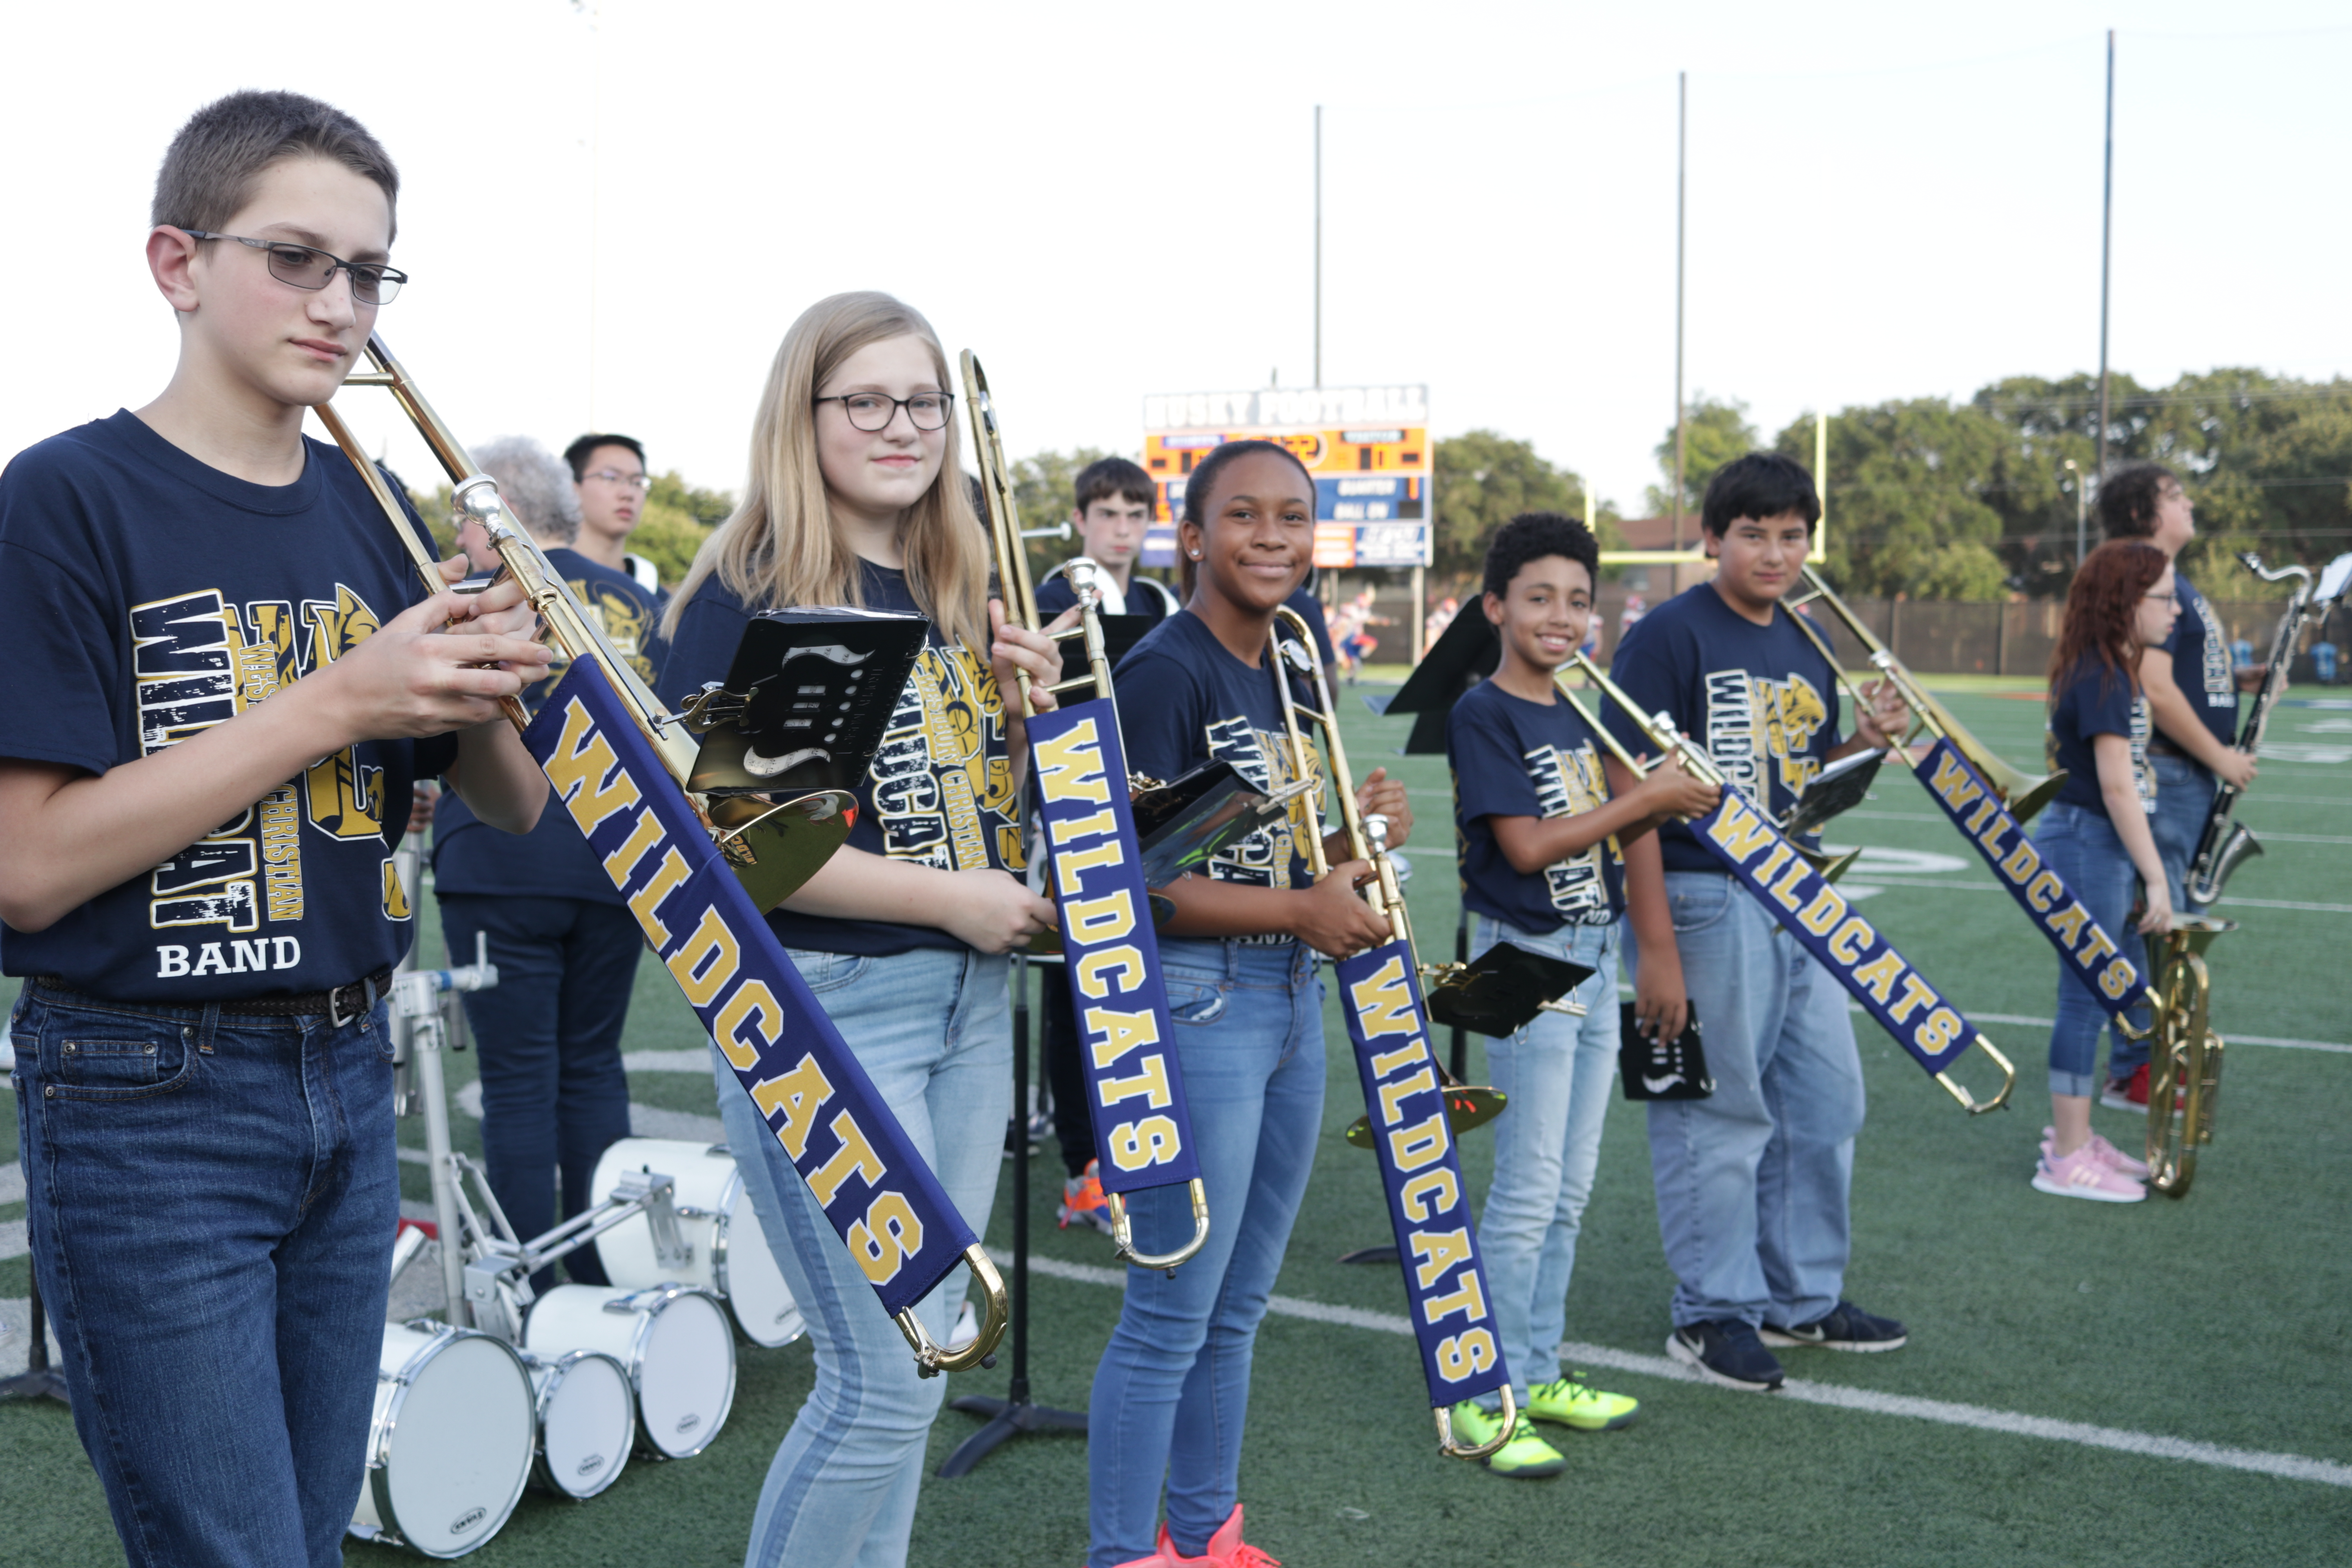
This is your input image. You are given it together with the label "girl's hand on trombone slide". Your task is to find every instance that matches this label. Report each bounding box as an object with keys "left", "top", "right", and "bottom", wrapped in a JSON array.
[
  {"left": 1633, "top": 751, "right": 1721, "bottom": 821},
  {"left": 1849, "top": 675, "right": 1910, "bottom": 752},
  {"left": 939, "top": 867, "right": 1060, "bottom": 955},
  {"left": 1285, "top": 862, "right": 1397, "bottom": 959},
  {"left": 988, "top": 600, "right": 1079, "bottom": 717},
  {"left": 1354, "top": 766, "right": 1413, "bottom": 847}
]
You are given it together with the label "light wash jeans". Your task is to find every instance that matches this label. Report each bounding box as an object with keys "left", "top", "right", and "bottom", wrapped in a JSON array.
[
  {"left": 1468, "top": 913, "right": 1621, "bottom": 1406},
  {"left": 1087, "top": 938, "right": 1324, "bottom": 1567},
  {"left": 2150, "top": 751, "right": 2217, "bottom": 914},
  {"left": 1625, "top": 873, "right": 1865, "bottom": 1331},
  {"left": 710, "top": 944, "right": 1009, "bottom": 1568},
  {"left": 10, "top": 982, "right": 398, "bottom": 1568},
  {"left": 2033, "top": 801, "right": 2156, "bottom": 1095}
]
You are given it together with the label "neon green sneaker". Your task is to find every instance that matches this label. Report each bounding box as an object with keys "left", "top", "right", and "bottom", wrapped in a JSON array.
[
  {"left": 1526, "top": 1374, "right": 1640, "bottom": 1432},
  {"left": 1447, "top": 1401, "right": 1566, "bottom": 1478}
]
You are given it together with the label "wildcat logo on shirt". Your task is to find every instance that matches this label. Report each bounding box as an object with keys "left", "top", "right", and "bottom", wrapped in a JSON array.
[
  {"left": 1200, "top": 715, "right": 1319, "bottom": 908},
  {"left": 869, "top": 645, "right": 1023, "bottom": 873},
  {"left": 2188, "top": 593, "right": 2234, "bottom": 714},
  {"left": 1703, "top": 669, "right": 1827, "bottom": 806},
  {"left": 1524, "top": 740, "right": 1617, "bottom": 918},
  {"left": 129, "top": 584, "right": 405, "bottom": 951},
  {"left": 532, "top": 577, "right": 658, "bottom": 699}
]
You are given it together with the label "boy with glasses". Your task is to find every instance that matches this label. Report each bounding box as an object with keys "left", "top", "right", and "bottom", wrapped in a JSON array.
[
  {"left": 0, "top": 91, "right": 552, "bottom": 1566},
  {"left": 1604, "top": 454, "right": 1912, "bottom": 1393},
  {"left": 564, "top": 430, "right": 664, "bottom": 595}
]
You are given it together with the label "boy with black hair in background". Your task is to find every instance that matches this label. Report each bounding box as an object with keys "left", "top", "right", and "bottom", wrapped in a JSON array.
[
  {"left": 1605, "top": 454, "right": 1912, "bottom": 1394},
  {"left": 0, "top": 91, "right": 550, "bottom": 1564},
  {"left": 1445, "top": 512, "right": 1718, "bottom": 1476},
  {"left": 564, "top": 430, "right": 664, "bottom": 596}
]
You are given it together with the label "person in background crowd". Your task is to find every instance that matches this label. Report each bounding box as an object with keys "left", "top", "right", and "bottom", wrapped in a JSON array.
[{"left": 564, "top": 431, "right": 662, "bottom": 595}]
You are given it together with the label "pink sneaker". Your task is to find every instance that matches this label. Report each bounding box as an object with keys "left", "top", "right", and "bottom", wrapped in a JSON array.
[
  {"left": 2032, "top": 1142, "right": 2146, "bottom": 1203},
  {"left": 1158, "top": 1507, "right": 1279, "bottom": 1567},
  {"left": 2040, "top": 1127, "right": 2151, "bottom": 1180}
]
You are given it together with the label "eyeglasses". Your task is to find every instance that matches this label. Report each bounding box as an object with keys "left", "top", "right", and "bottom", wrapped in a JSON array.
[
  {"left": 2144, "top": 590, "right": 2178, "bottom": 604},
  {"left": 182, "top": 230, "right": 407, "bottom": 304},
  {"left": 583, "top": 469, "right": 652, "bottom": 492},
  {"left": 813, "top": 392, "right": 955, "bottom": 432}
]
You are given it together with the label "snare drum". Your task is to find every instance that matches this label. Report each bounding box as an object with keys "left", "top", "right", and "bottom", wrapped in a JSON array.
[
  {"left": 350, "top": 1321, "right": 535, "bottom": 1557},
  {"left": 590, "top": 1136, "right": 804, "bottom": 1348},
  {"left": 520, "top": 1347, "right": 633, "bottom": 1500},
  {"left": 524, "top": 1283, "right": 736, "bottom": 1460}
]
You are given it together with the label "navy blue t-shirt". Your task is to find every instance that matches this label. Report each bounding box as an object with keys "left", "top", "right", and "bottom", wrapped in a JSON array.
[
  {"left": 1113, "top": 610, "right": 1323, "bottom": 944},
  {"left": 2160, "top": 574, "right": 2238, "bottom": 752},
  {"left": 0, "top": 411, "right": 457, "bottom": 1000},
  {"left": 1449, "top": 679, "right": 1627, "bottom": 932},
  {"left": 1036, "top": 567, "right": 1179, "bottom": 625},
  {"left": 432, "top": 547, "right": 666, "bottom": 905},
  {"left": 2048, "top": 659, "right": 2155, "bottom": 815},
  {"left": 1603, "top": 584, "right": 1843, "bottom": 875},
  {"left": 657, "top": 561, "right": 1023, "bottom": 958}
]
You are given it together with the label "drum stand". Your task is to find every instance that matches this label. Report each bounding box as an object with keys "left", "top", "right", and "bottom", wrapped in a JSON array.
[
  {"left": 1337, "top": 908, "right": 1472, "bottom": 1268},
  {"left": 940, "top": 953, "right": 1086, "bottom": 1477},
  {"left": 0, "top": 1277, "right": 69, "bottom": 1407}
]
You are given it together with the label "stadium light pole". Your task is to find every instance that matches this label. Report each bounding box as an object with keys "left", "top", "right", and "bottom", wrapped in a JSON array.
[
  {"left": 1313, "top": 104, "right": 1322, "bottom": 390},
  {"left": 2095, "top": 31, "right": 2114, "bottom": 484},
  {"left": 1672, "top": 71, "right": 1687, "bottom": 554},
  {"left": 2065, "top": 458, "right": 2087, "bottom": 564}
]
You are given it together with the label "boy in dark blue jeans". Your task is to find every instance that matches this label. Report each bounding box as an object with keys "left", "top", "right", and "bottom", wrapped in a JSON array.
[
  {"left": 1604, "top": 454, "right": 1911, "bottom": 1393},
  {"left": 1446, "top": 512, "right": 1718, "bottom": 1475},
  {"left": 0, "top": 92, "right": 550, "bottom": 1566}
]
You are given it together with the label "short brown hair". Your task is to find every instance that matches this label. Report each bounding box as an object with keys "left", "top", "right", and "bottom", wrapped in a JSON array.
[
  {"left": 2096, "top": 463, "right": 2179, "bottom": 541},
  {"left": 1074, "top": 457, "right": 1154, "bottom": 514},
  {"left": 152, "top": 91, "right": 400, "bottom": 242}
]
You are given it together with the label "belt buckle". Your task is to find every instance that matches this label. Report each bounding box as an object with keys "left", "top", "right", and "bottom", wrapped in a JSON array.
[{"left": 328, "top": 975, "right": 377, "bottom": 1029}]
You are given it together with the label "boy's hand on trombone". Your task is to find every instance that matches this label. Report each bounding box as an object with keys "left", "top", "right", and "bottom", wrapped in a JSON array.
[
  {"left": 1850, "top": 675, "right": 1910, "bottom": 751},
  {"left": 1286, "top": 862, "right": 1397, "bottom": 959},
  {"left": 1633, "top": 751, "right": 1720, "bottom": 821},
  {"left": 311, "top": 582, "right": 551, "bottom": 743},
  {"left": 1354, "top": 766, "right": 1413, "bottom": 847}
]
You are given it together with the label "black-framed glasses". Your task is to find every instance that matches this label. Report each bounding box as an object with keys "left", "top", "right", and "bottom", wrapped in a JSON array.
[
  {"left": 813, "top": 391, "right": 955, "bottom": 432},
  {"left": 182, "top": 230, "right": 407, "bottom": 305},
  {"left": 583, "top": 468, "right": 652, "bottom": 492},
  {"left": 2144, "top": 590, "right": 2178, "bottom": 604}
]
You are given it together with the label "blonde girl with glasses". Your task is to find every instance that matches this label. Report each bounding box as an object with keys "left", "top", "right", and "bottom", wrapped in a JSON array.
[{"left": 656, "top": 292, "right": 1066, "bottom": 1568}]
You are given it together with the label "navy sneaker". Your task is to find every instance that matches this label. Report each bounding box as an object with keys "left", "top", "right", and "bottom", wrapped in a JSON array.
[
  {"left": 1760, "top": 1301, "right": 1908, "bottom": 1353},
  {"left": 1667, "top": 1319, "right": 1784, "bottom": 1392}
]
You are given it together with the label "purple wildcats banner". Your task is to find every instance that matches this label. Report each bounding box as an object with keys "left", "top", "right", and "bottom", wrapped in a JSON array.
[
  {"left": 524, "top": 662, "right": 974, "bottom": 1319},
  {"left": 1337, "top": 942, "right": 1512, "bottom": 1411},
  {"left": 1025, "top": 700, "right": 1202, "bottom": 1196},
  {"left": 1914, "top": 740, "right": 2149, "bottom": 1025},
  {"left": 1692, "top": 792, "right": 1980, "bottom": 1077}
]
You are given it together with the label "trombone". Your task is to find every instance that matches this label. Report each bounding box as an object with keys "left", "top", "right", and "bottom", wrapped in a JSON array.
[
  {"left": 1265, "top": 606, "right": 1515, "bottom": 1463},
  {"left": 1783, "top": 565, "right": 2067, "bottom": 823},
  {"left": 961, "top": 350, "right": 1212, "bottom": 1274},
  {"left": 2141, "top": 916, "right": 2231, "bottom": 1197},
  {"left": 322, "top": 336, "right": 1006, "bottom": 1376},
  {"left": 1563, "top": 651, "right": 2015, "bottom": 1115},
  {"left": 315, "top": 333, "right": 855, "bottom": 913}
]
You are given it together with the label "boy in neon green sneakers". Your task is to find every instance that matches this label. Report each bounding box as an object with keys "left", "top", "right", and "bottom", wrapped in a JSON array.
[{"left": 1443, "top": 514, "right": 1718, "bottom": 1476}]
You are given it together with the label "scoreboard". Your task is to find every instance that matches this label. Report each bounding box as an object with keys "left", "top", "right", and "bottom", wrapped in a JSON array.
[{"left": 1138, "top": 385, "right": 1432, "bottom": 569}]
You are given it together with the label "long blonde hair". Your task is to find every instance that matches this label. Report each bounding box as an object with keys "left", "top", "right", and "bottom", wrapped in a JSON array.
[{"left": 662, "top": 292, "right": 989, "bottom": 652}]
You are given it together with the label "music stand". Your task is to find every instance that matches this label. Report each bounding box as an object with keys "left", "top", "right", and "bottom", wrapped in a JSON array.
[
  {"left": 0, "top": 1275, "right": 69, "bottom": 1406},
  {"left": 939, "top": 953, "right": 1086, "bottom": 1475}
]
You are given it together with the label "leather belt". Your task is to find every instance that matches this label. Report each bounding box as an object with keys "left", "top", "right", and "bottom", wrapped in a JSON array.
[
  {"left": 36, "top": 968, "right": 394, "bottom": 1027},
  {"left": 2147, "top": 735, "right": 2189, "bottom": 760}
]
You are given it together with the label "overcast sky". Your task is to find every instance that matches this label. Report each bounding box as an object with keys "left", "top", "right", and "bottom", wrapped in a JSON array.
[{"left": 5, "top": 1, "right": 2345, "bottom": 519}]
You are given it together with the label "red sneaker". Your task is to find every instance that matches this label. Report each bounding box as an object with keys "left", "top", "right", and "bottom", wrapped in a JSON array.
[
  {"left": 2098, "top": 1064, "right": 2149, "bottom": 1112},
  {"left": 1158, "top": 1507, "right": 1279, "bottom": 1568}
]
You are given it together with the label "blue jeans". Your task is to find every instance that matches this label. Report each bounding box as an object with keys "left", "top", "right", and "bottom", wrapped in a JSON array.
[
  {"left": 1470, "top": 914, "right": 1621, "bottom": 1405},
  {"left": 1625, "top": 874, "right": 1865, "bottom": 1330},
  {"left": 2150, "top": 752, "right": 2216, "bottom": 914},
  {"left": 711, "top": 943, "right": 1009, "bottom": 1568},
  {"left": 2034, "top": 802, "right": 2156, "bottom": 1094},
  {"left": 9, "top": 982, "right": 398, "bottom": 1568},
  {"left": 438, "top": 893, "right": 641, "bottom": 1289},
  {"left": 1088, "top": 938, "right": 1324, "bottom": 1567}
]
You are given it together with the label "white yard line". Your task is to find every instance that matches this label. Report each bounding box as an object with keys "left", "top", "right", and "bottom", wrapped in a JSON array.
[
  {"left": 996, "top": 1250, "right": 2352, "bottom": 1488},
  {"left": 1961, "top": 1011, "right": 2352, "bottom": 1055}
]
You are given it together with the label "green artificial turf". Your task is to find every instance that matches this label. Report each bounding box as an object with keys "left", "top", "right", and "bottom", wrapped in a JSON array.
[{"left": 5, "top": 688, "right": 2348, "bottom": 1567}]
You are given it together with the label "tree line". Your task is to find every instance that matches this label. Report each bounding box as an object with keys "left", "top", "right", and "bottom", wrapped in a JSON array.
[{"left": 402, "top": 366, "right": 2349, "bottom": 603}]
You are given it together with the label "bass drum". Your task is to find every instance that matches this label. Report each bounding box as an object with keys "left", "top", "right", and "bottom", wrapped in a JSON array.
[
  {"left": 525, "top": 1283, "right": 736, "bottom": 1460},
  {"left": 520, "top": 1347, "right": 633, "bottom": 1500},
  {"left": 350, "top": 1321, "right": 536, "bottom": 1558},
  {"left": 590, "top": 1136, "right": 805, "bottom": 1348}
]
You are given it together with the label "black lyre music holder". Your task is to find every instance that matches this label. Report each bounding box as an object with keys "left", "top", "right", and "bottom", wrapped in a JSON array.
[
  {"left": 684, "top": 608, "right": 930, "bottom": 799},
  {"left": 939, "top": 953, "right": 1086, "bottom": 1475}
]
